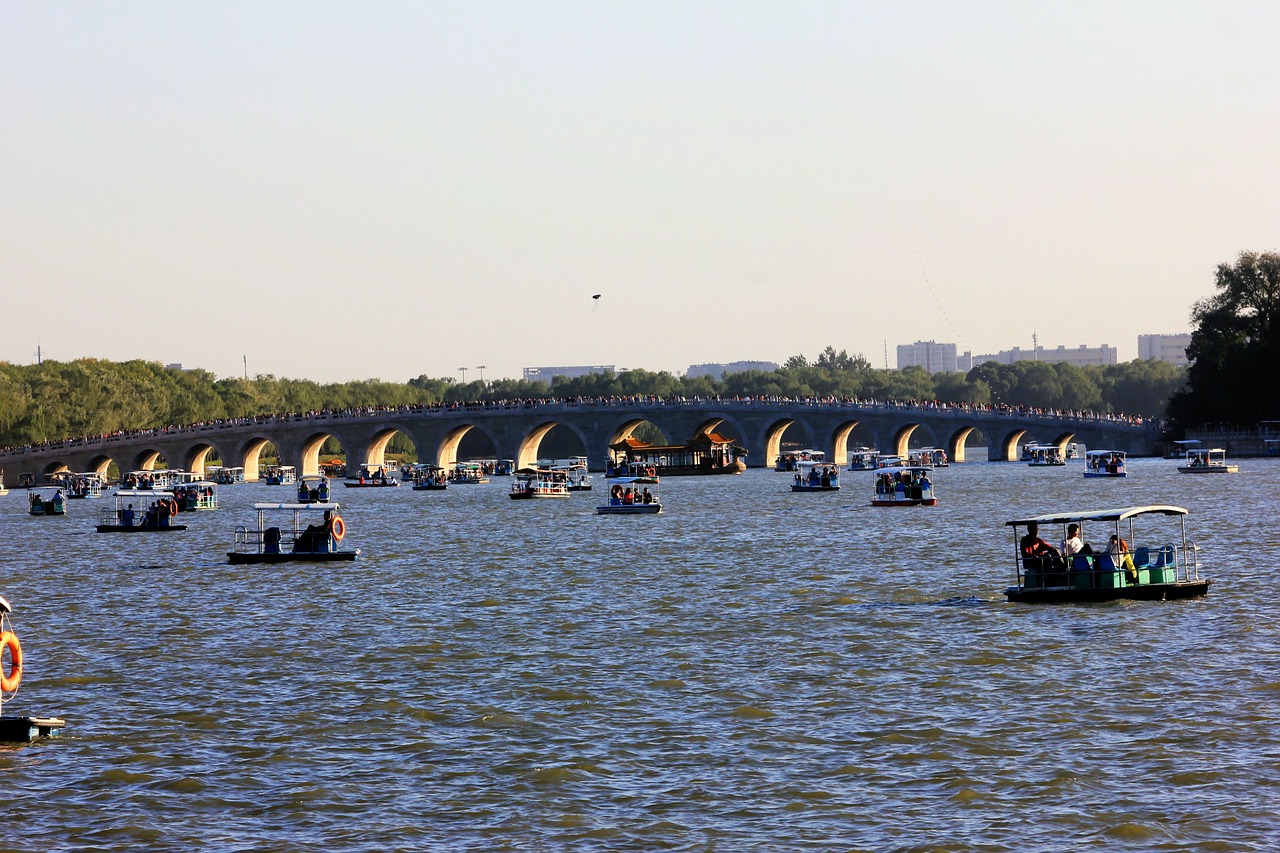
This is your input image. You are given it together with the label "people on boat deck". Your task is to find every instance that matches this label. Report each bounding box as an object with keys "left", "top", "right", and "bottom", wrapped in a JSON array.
[
  {"left": 1108, "top": 535, "right": 1139, "bottom": 584},
  {"left": 919, "top": 472, "right": 931, "bottom": 493},
  {"left": 641, "top": 487, "right": 653, "bottom": 504},
  {"left": 1020, "top": 522, "right": 1065, "bottom": 573},
  {"left": 295, "top": 510, "right": 335, "bottom": 553},
  {"left": 1062, "top": 523, "right": 1092, "bottom": 565},
  {"left": 120, "top": 503, "right": 135, "bottom": 527},
  {"left": 622, "top": 488, "right": 635, "bottom": 505}
]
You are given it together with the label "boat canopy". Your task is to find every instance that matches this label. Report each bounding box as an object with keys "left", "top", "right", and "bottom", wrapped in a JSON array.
[
  {"left": 116, "top": 489, "right": 177, "bottom": 498},
  {"left": 1005, "top": 505, "right": 1187, "bottom": 527},
  {"left": 253, "top": 501, "right": 342, "bottom": 512},
  {"left": 874, "top": 465, "right": 933, "bottom": 477},
  {"left": 1084, "top": 449, "right": 1124, "bottom": 458},
  {"left": 606, "top": 476, "right": 658, "bottom": 485}
]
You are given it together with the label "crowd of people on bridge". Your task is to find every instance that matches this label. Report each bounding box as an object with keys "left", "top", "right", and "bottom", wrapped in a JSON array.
[{"left": 0, "top": 395, "right": 1152, "bottom": 458}]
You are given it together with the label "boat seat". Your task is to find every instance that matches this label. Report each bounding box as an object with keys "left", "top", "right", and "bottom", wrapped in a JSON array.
[
  {"left": 1071, "top": 555, "right": 1094, "bottom": 572},
  {"left": 1132, "top": 546, "right": 1150, "bottom": 568}
]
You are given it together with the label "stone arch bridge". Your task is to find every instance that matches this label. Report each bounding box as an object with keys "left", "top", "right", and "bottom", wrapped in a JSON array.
[{"left": 0, "top": 400, "right": 1161, "bottom": 482}]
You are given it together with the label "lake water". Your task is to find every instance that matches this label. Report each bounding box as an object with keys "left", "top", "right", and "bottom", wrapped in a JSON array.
[{"left": 2, "top": 458, "right": 1278, "bottom": 851}]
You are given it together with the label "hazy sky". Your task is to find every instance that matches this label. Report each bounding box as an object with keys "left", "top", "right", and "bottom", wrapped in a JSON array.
[{"left": 2, "top": 2, "right": 1276, "bottom": 383}]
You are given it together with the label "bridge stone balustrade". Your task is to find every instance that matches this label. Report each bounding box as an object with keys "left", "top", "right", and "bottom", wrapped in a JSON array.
[{"left": 0, "top": 400, "right": 1161, "bottom": 483}]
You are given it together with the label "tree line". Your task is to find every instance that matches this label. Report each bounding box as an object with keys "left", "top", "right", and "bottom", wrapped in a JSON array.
[{"left": 0, "top": 351, "right": 1187, "bottom": 450}]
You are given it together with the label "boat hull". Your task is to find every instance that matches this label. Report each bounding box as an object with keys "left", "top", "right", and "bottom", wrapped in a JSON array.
[
  {"left": 509, "top": 491, "right": 569, "bottom": 499},
  {"left": 96, "top": 524, "right": 188, "bottom": 532},
  {"left": 596, "top": 504, "right": 662, "bottom": 515},
  {"left": 1083, "top": 472, "right": 1127, "bottom": 478},
  {"left": 343, "top": 481, "right": 399, "bottom": 488},
  {"left": 871, "top": 498, "right": 937, "bottom": 507},
  {"left": 1005, "top": 579, "right": 1210, "bottom": 604},
  {"left": 228, "top": 551, "right": 359, "bottom": 565},
  {"left": 1177, "top": 466, "right": 1238, "bottom": 474},
  {"left": 791, "top": 485, "right": 840, "bottom": 492},
  {"left": 412, "top": 484, "right": 447, "bottom": 491}
]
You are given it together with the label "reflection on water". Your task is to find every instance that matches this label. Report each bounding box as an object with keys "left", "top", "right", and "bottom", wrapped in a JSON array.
[{"left": 2, "top": 458, "right": 1278, "bottom": 851}]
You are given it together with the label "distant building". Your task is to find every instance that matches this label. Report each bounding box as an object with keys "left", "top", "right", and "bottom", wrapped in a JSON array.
[
  {"left": 972, "top": 344, "right": 1118, "bottom": 368},
  {"left": 1138, "top": 333, "right": 1191, "bottom": 367},
  {"left": 685, "top": 361, "right": 779, "bottom": 381},
  {"left": 522, "top": 365, "right": 615, "bottom": 383},
  {"left": 896, "top": 341, "right": 965, "bottom": 374}
]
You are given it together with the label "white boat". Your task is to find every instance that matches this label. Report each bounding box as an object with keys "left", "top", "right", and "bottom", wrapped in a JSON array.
[
  {"left": 1177, "top": 448, "right": 1239, "bottom": 474},
  {"left": 1066, "top": 442, "right": 1079, "bottom": 460},
  {"left": 564, "top": 465, "right": 592, "bottom": 491},
  {"left": 262, "top": 465, "right": 297, "bottom": 486},
  {"left": 775, "top": 449, "right": 824, "bottom": 471},
  {"left": 871, "top": 465, "right": 937, "bottom": 507},
  {"left": 174, "top": 480, "right": 219, "bottom": 511},
  {"left": 1166, "top": 439, "right": 1202, "bottom": 459},
  {"left": 295, "top": 475, "right": 332, "bottom": 503},
  {"left": 96, "top": 490, "right": 188, "bottom": 532},
  {"left": 449, "top": 462, "right": 489, "bottom": 484},
  {"left": 509, "top": 468, "right": 571, "bottom": 499},
  {"left": 1083, "top": 450, "right": 1127, "bottom": 478},
  {"left": 212, "top": 466, "right": 246, "bottom": 485},
  {"left": 344, "top": 463, "right": 399, "bottom": 488},
  {"left": 790, "top": 461, "right": 841, "bottom": 492},
  {"left": 597, "top": 475, "right": 661, "bottom": 515},
  {"left": 0, "top": 469, "right": 7, "bottom": 496},
  {"left": 58, "top": 472, "right": 105, "bottom": 498},
  {"left": 846, "top": 448, "right": 880, "bottom": 471},
  {"left": 1004, "top": 505, "right": 1210, "bottom": 603},
  {"left": 407, "top": 465, "right": 448, "bottom": 491},
  {"left": 908, "top": 448, "right": 949, "bottom": 467},
  {"left": 228, "top": 501, "right": 359, "bottom": 564},
  {"left": 1025, "top": 444, "right": 1066, "bottom": 467},
  {"left": 28, "top": 490, "right": 66, "bottom": 516}
]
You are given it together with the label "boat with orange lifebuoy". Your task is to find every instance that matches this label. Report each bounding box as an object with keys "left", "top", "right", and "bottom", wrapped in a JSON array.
[
  {"left": 228, "top": 501, "right": 360, "bottom": 564},
  {"left": 597, "top": 475, "right": 662, "bottom": 515},
  {"left": 0, "top": 595, "right": 66, "bottom": 742},
  {"left": 95, "top": 490, "right": 188, "bottom": 532}
]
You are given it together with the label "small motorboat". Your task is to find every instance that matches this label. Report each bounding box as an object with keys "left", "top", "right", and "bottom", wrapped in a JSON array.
[
  {"left": 28, "top": 491, "right": 67, "bottom": 516},
  {"left": 0, "top": 596, "right": 66, "bottom": 742},
  {"left": 1177, "top": 448, "right": 1239, "bottom": 474},
  {"left": 870, "top": 466, "right": 937, "bottom": 507},
  {"left": 509, "top": 468, "right": 571, "bottom": 499},
  {"left": 790, "top": 461, "right": 841, "bottom": 492},
  {"left": 1083, "top": 450, "right": 1128, "bottom": 478}
]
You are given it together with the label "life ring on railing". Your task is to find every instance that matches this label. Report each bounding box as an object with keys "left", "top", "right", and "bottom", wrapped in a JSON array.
[
  {"left": 645, "top": 466, "right": 657, "bottom": 478},
  {"left": 168, "top": 499, "right": 180, "bottom": 516},
  {"left": 0, "top": 631, "right": 22, "bottom": 692},
  {"left": 330, "top": 516, "right": 346, "bottom": 542}
]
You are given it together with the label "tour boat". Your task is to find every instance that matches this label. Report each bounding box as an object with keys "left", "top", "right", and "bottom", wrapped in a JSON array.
[
  {"left": 509, "top": 468, "right": 571, "bottom": 499},
  {"left": 408, "top": 465, "right": 448, "bottom": 491},
  {"left": 96, "top": 490, "right": 188, "bottom": 532},
  {"left": 870, "top": 465, "right": 937, "bottom": 507},
  {"left": 846, "top": 448, "right": 880, "bottom": 471},
  {"left": 908, "top": 448, "right": 949, "bottom": 467},
  {"left": 0, "top": 470, "right": 8, "bottom": 496},
  {"left": 1177, "top": 448, "right": 1239, "bottom": 474},
  {"left": 227, "top": 501, "right": 359, "bottom": 564},
  {"left": 57, "top": 472, "right": 105, "bottom": 499},
  {"left": 212, "top": 466, "right": 246, "bottom": 486},
  {"left": 1004, "top": 505, "right": 1210, "bottom": 603},
  {"left": 492, "top": 459, "right": 516, "bottom": 476},
  {"left": 1025, "top": 444, "right": 1066, "bottom": 466},
  {"left": 775, "top": 449, "right": 825, "bottom": 472},
  {"left": 344, "top": 464, "right": 399, "bottom": 487},
  {"left": 1066, "top": 442, "right": 1080, "bottom": 460},
  {"left": 1166, "top": 439, "right": 1202, "bottom": 459},
  {"left": 606, "top": 432, "right": 747, "bottom": 477},
  {"left": 449, "top": 462, "right": 489, "bottom": 484},
  {"left": 173, "top": 480, "right": 219, "bottom": 511},
  {"left": 295, "top": 475, "right": 332, "bottom": 503},
  {"left": 790, "top": 460, "right": 841, "bottom": 492},
  {"left": 597, "top": 475, "right": 662, "bottom": 515},
  {"left": 28, "top": 491, "right": 66, "bottom": 516},
  {"left": 563, "top": 465, "right": 592, "bottom": 491},
  {"left": 1083, "top": 450, "right": 1128, "bottom": 478},
  {"left": 262, "top": 465, "right": 297, "bottom": 486}
]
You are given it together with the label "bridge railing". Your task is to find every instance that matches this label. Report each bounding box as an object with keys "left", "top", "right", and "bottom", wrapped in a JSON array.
[{"left": 0, "top": 397, "right": 1155, "bottom": 460}]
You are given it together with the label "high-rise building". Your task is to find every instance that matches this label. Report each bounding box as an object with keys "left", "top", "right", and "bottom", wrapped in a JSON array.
[
  {"left": 685, "top": 361, "right": 779, "bottom": 381},
  {"left": 896, "top": 341, "right": 962, "bottom": 373},
  {"left": 1137, "top": 333, "right": 1191, "bottom": 367},
  {"left": 971, "top": 344, "right": 1118, "bottom": 368},
  {"left": 522, "top": 365, "right": 616, "bottom": 383}
]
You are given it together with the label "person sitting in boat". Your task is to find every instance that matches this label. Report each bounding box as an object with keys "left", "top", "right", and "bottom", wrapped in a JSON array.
[
  {"left": 1062, "top": 523, "right": 1094, "bottom": 570},
  {"left": 1020, "top": 522, "right": 1064, "bottom": 575},
  {"left": 641, "top": 487, "right": 653, "bottom": 504},
  {"left": 1108, "top": 535, "right": 1139, "bottom": 584},
  {"left": 918, "top": 472, "right": 931, "bottom": 495},
  {"left": 295, "top": 511, "right": 335, "bottom": 553},
  {"left": 622, "top": 488, "right": 635, "bottom": 505}
]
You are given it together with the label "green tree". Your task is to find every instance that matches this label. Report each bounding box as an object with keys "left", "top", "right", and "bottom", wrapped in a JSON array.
[{"left": 1170, "top": 250, "right": 1280, "bottom": 426}]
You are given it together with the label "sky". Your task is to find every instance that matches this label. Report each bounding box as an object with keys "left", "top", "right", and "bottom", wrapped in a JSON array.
[{"left": 2, "top": 2, "right": 1277, "bottom": 383}]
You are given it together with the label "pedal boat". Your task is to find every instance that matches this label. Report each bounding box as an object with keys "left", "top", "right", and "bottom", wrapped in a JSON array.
[
  {"left": 228, "top": 501, "right": 359, "bottom": 564},
  {"left": 1004, "top": 505, "right": 1210, "bottom": 604}
]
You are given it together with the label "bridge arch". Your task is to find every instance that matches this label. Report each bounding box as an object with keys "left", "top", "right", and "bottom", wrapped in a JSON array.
[
  {"left": 760, "top": 417, "right": 814, "bottom": 468},
  {"left": 512, "top": 420, "right": 593, "bottom": 470},
  {"left": 181, "top": 442, "right": 218, "bottom": 478},
  {"left": 438, "top": 423, "right": 501, "bottom": 469}
]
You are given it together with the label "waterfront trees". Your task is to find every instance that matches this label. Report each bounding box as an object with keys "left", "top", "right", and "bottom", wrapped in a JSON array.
[{"left": 1169, "top": 250, "right": 1280, "bottom": 427}]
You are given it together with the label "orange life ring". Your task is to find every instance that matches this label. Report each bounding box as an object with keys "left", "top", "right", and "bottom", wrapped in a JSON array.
[
  {"left": 330, "top": 516, "right": 346, "bottom": 542},
  {"left": 168, "top": 499, "right": 180, "bottom": 516},
  {"left": 646, "top": 466, "right": 657, "bottom": 478},
  {"left": 0, "top": 631, "right": 22, "bottom": 693}
]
